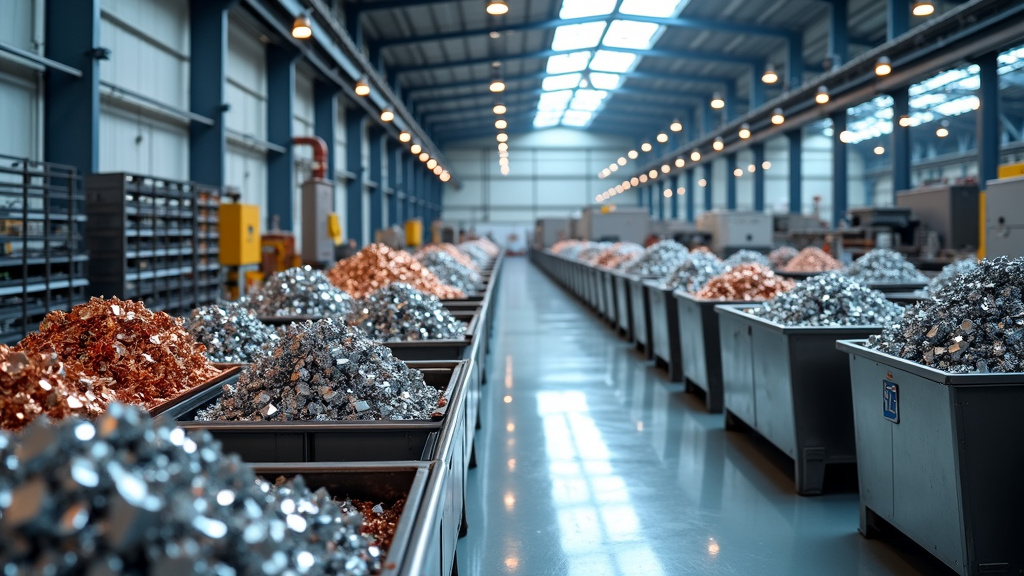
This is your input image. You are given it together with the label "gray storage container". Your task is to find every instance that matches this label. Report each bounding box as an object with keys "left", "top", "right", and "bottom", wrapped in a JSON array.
[
  {"left": 717, "top": 307, "right": 882, "bottom": 495},
  {"left": 645, "top": 280, "right": 682, "bottom": 381},
  {"left": 628, "top": 274, "right": 660, "bottom": 358},
  {"left": 601, "top": 268, "right": 618, "bottom": 326},
  {"left": 612, "top": 270, "right": 634, "bottom": 341},
  {"left": 838, "top": 340, "right": 1024, "bottom": 576}
]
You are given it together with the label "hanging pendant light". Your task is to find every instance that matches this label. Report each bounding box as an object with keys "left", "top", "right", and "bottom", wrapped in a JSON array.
[
  {"left": 710, "top": 92, "right": 725, "bottom": 110},
  {"left": 762, "top": 63, "right": 779, "bottom": 84},
  {"left": 738, "top": 123, "right": 751, "bottom": 139},
  {"left": 912, "top": 1, "right": 935, "bottom": 16},
  {"left": 292, "top": 12, "right": 312, "bottom": 39},
  {"left": 486, "top": 0, "right": 509, "bottom": 16}
]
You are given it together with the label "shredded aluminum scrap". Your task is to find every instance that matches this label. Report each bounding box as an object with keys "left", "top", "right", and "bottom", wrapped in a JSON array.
[
  {"left": 246, "top": 266, "right": 355, "bottom": 317},
  {"left": 593, "top": 243, "right": 644, "bottom": 269},
  {"left": 661, "top": 252, "right": 728, "bottom": 293},
  {"left": 722, "top": 249, "right": 772, "bottom": 269},
  {"left": 843, "top": 248, "right": 928, "bottom": 284},
  {"left": 197, "top": 319, "right": 442, "bottom": 422},
  {"left": 869, "top": 257, "right": 1024, "bottom": 373},
  {"left": 768, "top": 246, "right": 799, "bottom": 268},
  {"left": 0, "top": 403, "right": 380, "bottom": 575},
  {"left": 348, "top": 283, "right": 467, "bottom": 342},
  {"left": 416, "top": 250, "right": 484, "bottom": 294},
  {"left": 185, "top": 302, "right": 280, "bottom": 363},
  {"left": 577, "top": 242, "right": 612, "bottom": 263},
  {"left": 923, "top": 258, "right": 980, "bottom": 298},
  {"left": 457, "top": 242, "right": 491, "bottom": 267},
  {"left": 622, "top": 240, "right": 689, "bottom": 276},
  {"left": 750, "top": 271, "right": 903, "bottom": 327}
]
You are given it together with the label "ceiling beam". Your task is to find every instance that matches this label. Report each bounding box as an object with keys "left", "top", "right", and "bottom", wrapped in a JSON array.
[
  {"left": 402, "top": 69, "right": 735, "bottom": 97},
  {"left": 413, "top": 85, "right": 707, "bottom": 112}
]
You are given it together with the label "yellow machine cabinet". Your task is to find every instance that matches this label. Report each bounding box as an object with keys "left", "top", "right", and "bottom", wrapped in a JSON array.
[
  {"left": 405, "top": 218, "right": 423, "bottom": 248},
  {"left": 998, "top": 162, "right": 1024, "bottom": 179},
  {"left": 219, "top": 203, "right": 261, "bottom": 266}
]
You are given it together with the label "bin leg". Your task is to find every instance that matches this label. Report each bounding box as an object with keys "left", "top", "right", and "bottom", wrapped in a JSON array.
[
  {"left": 468, "top": 441, "right": 477, "bottom": 469},
  {"left": 705, "top": 390, "right": 722, "bottom": 414},
  {"left": 459, "top": 498, "right": 468, "bottom": 538},
  {"left": 860, "top": 505, "right": 883, "bottom": 539},
  {"left": 724, "top": 410, "right": 742, "bottom": 432},
  {"left": 796, "top": 447, "right": 827, "bottom": 496},
  {"left": 668, "top": 359, "right": 683, "bottom": 383}
]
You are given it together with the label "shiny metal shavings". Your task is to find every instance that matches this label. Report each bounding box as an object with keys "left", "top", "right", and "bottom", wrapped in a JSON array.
[
  {"left": 197, "top": 319, "right": 441, "bottom": 422},
  {"left": 457, "top": 242, "right": 491, "bottom": 267},
  {"left": 923, "top": 258, "right": 980, "bottom": 298},
  {"left": 780, "top": 247, "right": 843, "bottom": 273},
  {"left": 622, "top": 240, "right": 689, "bottom": 276},
  {"left": 348, "top": 283, "right": 467, "bottom": 342},
  {"left": 868, "top": 257, "right": 1024, "bottom": 374},
  {"left": 0, "top": 404, "right": 379, "bottom": 575},
  {"left": 695, "top": 264, "right": 795, "bottom": 301},
  {"left": 416, "top": 244, "right": 480, "bottom": 272},
  {"left": 768, "top": 246, "right": 799, "bottom": 268},
  {"left": 576, "top": 242, "right": 612, "bottom": 263},
  {"left": 558, "top": 242, "right": 594, "bottom": 260},
  {"left": 246, "top": 266, "right": 355, "bottom": 318},
  {"left": 416, "top": 251, "right": 484, "bottom": 294},
  {"left": 661, "top": 252, "right": 728, "bottom": 293},
  {"left": 551, "top": 240, "right": 584, "bottom": 255},
  {"left": 593, "top": 243, "right": 644, "bottom": 269},
  {"left": 843, "top": 248, "right": 928, "bottom": 284},
  {"left": 328, "top": 244, "right": 465, "bottom": 300},
  {"left": 750, "top": 271, "right": 903, "bottom": 327},
  {"left": 184, "top": 302, "right": 280, "bottom": 363},
  {"left": 722, "top": 249, "right": 772, "bottom": 269}
]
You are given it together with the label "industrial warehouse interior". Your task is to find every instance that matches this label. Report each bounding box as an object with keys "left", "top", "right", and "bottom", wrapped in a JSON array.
[{"left": 0, "top": 0, "right": 1023, "bottom": 574}]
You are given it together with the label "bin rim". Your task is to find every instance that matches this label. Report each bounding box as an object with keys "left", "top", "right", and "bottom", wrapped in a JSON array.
[
  {"left": 837, "top": 339, "right": 1024, "bottom": 386},
  {"left": 148, "top": 363, "right": 243, "bottom": 417},
  {"left": 673, "top": 291, "right": 770, "bottom": 307},
  {"left": 714, "top": 304, "right": 888, "bottom": 336}
]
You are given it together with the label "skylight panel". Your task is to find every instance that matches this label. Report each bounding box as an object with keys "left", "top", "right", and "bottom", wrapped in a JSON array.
[
  {"left": 552, "top": 22, "right": 607, "bottom": 51},
  {"left": 618, "top": 0, "right": 689, "bottom": 18},
  {"left": 534, "top": 111, "right": 563, "bottom": 128},
  {"left": 602, "top": 21, "right": 661, "bottom": 50},
  {"left": 589, "top": 50, "right": 637, "bottom": 73},
  {"left": 538, "top": 90, "right": 573, "bottom": 112},
  {"left": 543, "top": 73, "right": 583, "bottom": 91},
  {"left": 559, "top": 0, "right": 616, "bottom": 19},
  {"left": 588, "top": 73, "right": 621, "bottom": 90},
  {"left": 562, "top": 110, "right": 593, "bottom": 127},
  {"left": 569, "top": 89, "right": 608, "bottom": 112},
  {"left": 546, "top": 51, "right": 592, "bottom": 74}
]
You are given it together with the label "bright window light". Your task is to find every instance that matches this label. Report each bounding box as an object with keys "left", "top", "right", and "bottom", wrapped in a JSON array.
[
  {"left": 552, "top": 22, "right": 607, "bottom": 51},
  {"left": 538, "top": 90, "right": 573, "bottom": 111},
  {"left": 589, "top": 50, "right": 637, "bottom": 73},
  {"left": 534, "top": 112, "right": 562, "bottom": 128},
  {"left": 618, "top": 0, "right": 689, "bottom": 18},
  {"left": 588, "top": 73, "right": 621, "bottom": 90},
  {"left": 602, "top": 20, "right": 661, "bottom": 50},
  {"left": 569, "top": 89, "right": 608, "bottom": 111},
  {"left": 542, "top": 73, "right": 583, "bottom": 91},
  {"left": 559, "top": 0, "right": 616, "bottom": 18},
  {"left": 562, "top": 110, "right": 593, "bottom": 127},
  {"left": 546, "top": 51, "right": 592, "bottom": 74}
]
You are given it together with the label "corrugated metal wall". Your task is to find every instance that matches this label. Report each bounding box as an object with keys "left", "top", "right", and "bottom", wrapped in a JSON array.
[
  {"left": 0, "top": 0, "right": 44, "bottom": 160},
  {"left": 225, "top": 18, "right": 269, "bottom": 222}
]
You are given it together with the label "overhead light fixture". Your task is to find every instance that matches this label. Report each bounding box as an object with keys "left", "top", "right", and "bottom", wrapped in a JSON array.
[
  {"left": 898, "top": 115, "right": 912, "bottom": 127},
  {"left": 410, "top": 143, "right": 422, "bottom": 155},
  {"left": 433, "top": 165, "right": 443, "bottom": 175},
  {"left": 398, "top": 131, "right": 411, "bottom": 142},
  {"left": 874, "top": 146, "right": 886, "bottom": 155},
  {"left": 663, "top": 189, "right": 673, "bottom": 198},
  {"left": 499, "top": 150, "right": 509, "bottom": 158},
  {"left": 499, "top": 157, "right": 509, "bottom": 166},
  {"left": 495, "top": 119, "right": 508, "bottom": 129},
  {"left": 738, "top": 123, "right": 751, "bottom": 139},
  {"left": 710, "top": 92, "right": 725, "bottom": 110},
  {"left": 670, "top": 119, "right": 683, "bottom": 132},
  {"left": 677, "top": 187, "right": 686, "bottom": 195},
  {"left": 657, "top": 132, "right": 669, "bottom": 144},
  {"left": 839, "top": 130, "right": 853, "bottom": 143},
  {"left": 648, "top": 169, "right": 658, "bottom": 179},
  {"left": 674, "top": 157, "right": 685, "bottom": 168},
  {"left": 617, "top": 157, "right": 627, "bottom": 166},
  {"left": 419, "top": 152, "right": 430, "bottom": 162},
  {"left": 498, "top": 142, "right": 509, "bottom": 151},
  {"left": 292, "top": 12, "right": 312, "bottom": 39},
  {"left": 493, "top": 103, "right": 507, "bottom": 115},
  {"left": 615, "top": 185, "right": 624, "bottom": 193},
  {"left": 486, "top": 0, "right": 509, "bottom": 16},
  {"left": 762, "top": 63, "right": 779, "bottom": 84},
  {"left": 771, "top": 108, "right": 785, "bottom": 125},
  {"left": 609, "top": 164, "right": 618, "bottom": 172},
  {"left": 490, "top": 79, "right": 505, "bottom": 93},
  {"left": 912, "top": 1, "right": 935, "bottom": 16},
  {"left": 427, "top": 158, "right": 438, "bottom": 169},
  {"left": 712, "top": 137, "right": 724, "bottom": 151},
  {"left": 497, "top": 133, "right": 508, "bottom": 142},
  {"left": 380, "top": 108, "right": 395, "bottom": 122},
  {"left": 641, "top": 142, "right": 652, "bottom": 152},
  {"left": 631, "top": 177, "right": 640, "bottom": 186},
  {"left": 500, "top": 165, "right": 510, "bottom": 175},
  {"left": 815, "top": 85, "right": 830, "bottom": 105},
  {"left": 936, "top": 120, "right": 950, "bottom": 138},
  {"left": 690, "top": 150, "right": 701, "bottom": 162},
  {"left": 440, "top": 171, "right": 451, "bottom": 182},
  {"left": 627, "top": 150, "right": 638, "bottom": 159},
  {"left": 624, "top": 181, "right": 632, "bottom": 189},
  {"left": 698, "top": 178, "right": 707, "bottom": 187},
  {"left": 762, "top": 161, "right": 772, "bottom": 170},
  {"left": 748, "top": 164, "right": 756, "bottom": 173},
  {"left": 875, "top": 56, "right": 892, "bottom": 76},
  {"left": 660, "top": 164, "right": 670, "bottom": 174},
  {"left": 733, "top": 168, "right": 744, "bottom": 177},
  {"left": 354, "top": 77, "right": 370, "bottom": 97}
]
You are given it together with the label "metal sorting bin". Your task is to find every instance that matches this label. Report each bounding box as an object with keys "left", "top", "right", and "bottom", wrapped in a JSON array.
[
  {"left": 864, "top": 281, "right": 929, "bottom": 294},
  {"left": 612, "top": 270, "right": 634, "bottom": 341},
  {"left": 601, "top": 268, "right": 618, "bottom": 326},
  {"left": 645, "top": 280, "right": 682, "bottom": 381},
  {"left": 837, "top": 340, "right": 1024, "bottom": 575},
  {"left": 716, "top": 307, "right": 882, "bottom": 495},
  {"left": 628, "top": 274, "right": 660, "bottom": 358},
  {"left": 883, "top": 291, "right": 927, "bottom": 306},
  {"left": 251, "top": 462, "right": 450, "bottom": 576},
  {"left": 148, "top": 364, "right": 243, "bottom": 417},
  {"left": 676, "top": 292, "right": 759, "bottom": 413}
]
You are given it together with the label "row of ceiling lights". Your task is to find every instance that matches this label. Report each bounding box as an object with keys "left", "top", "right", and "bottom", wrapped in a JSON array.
[{"left": 485, "top": 1, "right": 510, "bottom": 174}]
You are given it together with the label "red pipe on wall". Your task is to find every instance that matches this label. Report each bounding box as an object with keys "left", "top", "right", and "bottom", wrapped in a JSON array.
[{"left": 292, "top": 136, "right": 328, "bottom": 180}]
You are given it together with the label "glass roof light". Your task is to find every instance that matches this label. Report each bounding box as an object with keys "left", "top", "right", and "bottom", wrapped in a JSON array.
[
  {"left": 546, "top": 51, "right": 593, "bottom": 74},
  {"left": 559, "top": 0, "right": 617, "bottom": 19},
  {"left": 551, "top": 22, "right": 607, "bottom": 51},
  {"left": 589, "top": 50, "right": 637, "bottom": 73},
  {"left": 603, "top": 20, "right": 661, "bottom": 50},
  {"left": 542, "top": 73, "right": 583, "bottom": 92},
  {"left": 618, "top": 0, "right": 689, "bottom": 18}
]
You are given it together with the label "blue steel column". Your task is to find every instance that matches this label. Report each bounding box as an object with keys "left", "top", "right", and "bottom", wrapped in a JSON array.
[
  {"left": 977, "top": 51, "right": 1000, "bottom": 186},
  {"left": 314, "top": 81, "right": 339, "bottom": 179},
  {"left": 787, "top": 129, "right": 802, "bottom": 214},
  {"left": 45, "top": 0, "right": 100, "bottom": 174},
  {"left": 387, "top": 142, "right": 400, "bottom": 226},
  {"left": 888, "top": 0, "right": 909, "bottom": 39},
  {"left": 752, "top": 143, "right": 766, "bottom": 212},
  {"left": 787, "top": 34, "right": 804, "bottom": 89},
  {"left": 750, "top": 63, "right": 765, "bottom": 110},
  {"left": 188, "top": 0, "right": 235, "bottom": 185},
  {"left": 637, "top": 185, "right": 643, "bottom": 207},
  {"left": 346, "top": 108, "right": 365, "bottom": 246},
  {"left": 670, "top": 174, "right": 679, "bottom": 220},
  {"left": 404, "top": 156, "right": 415, "bottom": 222},
  {"left": 831, "top": 110, "right": 848, "bottom": 227},
  {"left": 726, "top": 152, "right": 737, "bottom": 210},
  {"left": 657, "top": 186, "right": 665, "bottom": 221},
  {"left": 703, "top": 164, "right": 713, "bottom": 211},
  {"left": 685, "top": 169, "right": 695, "bottom": 223},
  {"left": 647, "top": 186, "right": 654, "bottom": 218},
  {"left": 368, "top": 129, "right": 384, "bottom": 238},
  {"left": 266, "top": 45, "right": 297, "bottom": 231},
  {"left": 892, "top": 88, "right": 911, "bottom": 193},
  {"left": 829, "top": 0, "right": 849, "bottom": 67},
  {"left": 724, "top": 81, "right": 737, "bottom": 122}
]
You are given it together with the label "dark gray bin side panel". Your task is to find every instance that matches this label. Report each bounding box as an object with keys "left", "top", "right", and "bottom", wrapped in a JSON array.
[
  {"left": 720, "top": 310, "right": 756, "bottom": 426},
  {"left": 615, "top": 275, "right": 632, "bottom": 339},
  {"left": 604, "top": 272, "right": 617, "bottom": 325}
]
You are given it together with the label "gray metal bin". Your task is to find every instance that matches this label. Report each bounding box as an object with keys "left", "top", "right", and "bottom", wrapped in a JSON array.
[
  {"left": 717, "top": 307, "right": 882, "bottom": 495},
  {"left": 628, "top": 274, "right": 660, "bottom": 358},
  {"left": 645, "top": 280, "right": 682, "bottom": 381},
  {"left": 612, "top": 271, "right": 634, "bottom": 340},
  {"left": 602, "top": 268, "right": 618, "bottom": 326},
  {"left": 838, "top": 340, "right": 1024, "bottom": 576}
]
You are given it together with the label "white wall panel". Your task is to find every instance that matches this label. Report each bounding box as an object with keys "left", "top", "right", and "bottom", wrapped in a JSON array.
[
  {"left": 0, "top": 0, "right": 43, "bottom": 160},
  {"left": 99, "top": 105, "right": 188, "bottom": 179},
  {"left": 0, "top": 0, "right": 37, "bottom": 50},
  {"left": 225, "top": 17, "right": 268, "bottom": 226},
  {"left": 226, "top": 144, "right": 268, "bottom": 221}
]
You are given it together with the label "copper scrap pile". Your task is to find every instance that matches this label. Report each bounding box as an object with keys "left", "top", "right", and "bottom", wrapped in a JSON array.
[
  {"left": 327, "top": 243, "right": 465, "bottom": 300},
  {"left": 551, "top": 240, "right": 584, "bottom": 255},
  {"left": 416, "top": 243, "right": 480, "bottom": 272},
  {"left": 695, "top": 263, "right": 795, "bottom": 301},
  {"left": 341, "top": 499, "right": 407, "bottom": 552},
  {"left": 593, "top": 242, "right": 645, "bottom": 269},
  {"left": 781, "top": 247, "right": 843, "bottom": 273},
  {"left": 0, "top": 343, "right": 116, "bottom": 430},
  {"left": 18, "top": 297, "right": 220, "bottom": 410}
]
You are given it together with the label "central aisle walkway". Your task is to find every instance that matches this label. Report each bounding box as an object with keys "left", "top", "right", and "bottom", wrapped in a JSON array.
[{"left": 458, "top": 258, "right": 951, "bottom": 576}]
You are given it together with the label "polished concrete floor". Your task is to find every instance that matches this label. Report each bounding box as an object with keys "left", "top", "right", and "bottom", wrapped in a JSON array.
[{"left": 457, "top": 257, "right": 954, "bottom": 576}]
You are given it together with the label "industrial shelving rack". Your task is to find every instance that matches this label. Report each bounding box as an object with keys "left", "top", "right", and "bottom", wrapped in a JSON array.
[
  {"left": 84, "top": 173, "right": 222, "bottom": 317},
  {"left": 0, "top": 155, "right": 89, "bottom": 344}
]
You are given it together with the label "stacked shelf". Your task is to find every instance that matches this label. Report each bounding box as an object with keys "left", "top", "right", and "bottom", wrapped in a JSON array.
[
  {"left": 0, "top": 155, "right": 89, "bottom": 344},
  {"left": 85, "top": 173, "right": 222, "bottom": 316}
]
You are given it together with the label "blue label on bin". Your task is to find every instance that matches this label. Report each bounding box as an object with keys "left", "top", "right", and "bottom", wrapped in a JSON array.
[{"left": 883, "top": 380, "right": 899, "bottom": 424}]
